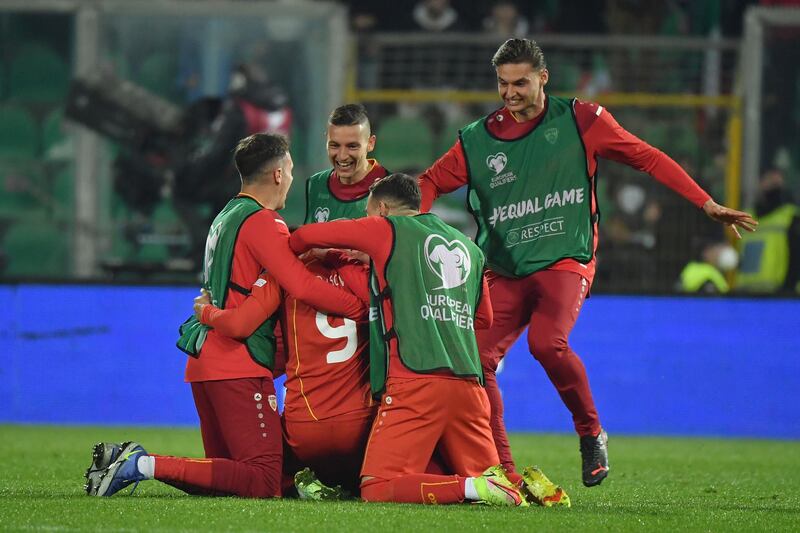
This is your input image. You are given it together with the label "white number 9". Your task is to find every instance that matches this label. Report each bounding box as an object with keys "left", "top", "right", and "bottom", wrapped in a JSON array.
[{"left": 315, "top": 312, "right": 359, "bottom": 364}]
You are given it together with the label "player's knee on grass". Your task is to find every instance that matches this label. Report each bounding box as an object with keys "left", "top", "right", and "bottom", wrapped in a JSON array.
[
  {"left": 360, "top": 477, "right": 390, "bottom": 502},
  {"left": 241, "top": 459, "right": 282, "bottom": 498}
]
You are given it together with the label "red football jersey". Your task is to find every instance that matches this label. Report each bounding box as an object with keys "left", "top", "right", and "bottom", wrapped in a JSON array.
[{"left": 282, "top": 257, "right": 373, "bottom": 422}]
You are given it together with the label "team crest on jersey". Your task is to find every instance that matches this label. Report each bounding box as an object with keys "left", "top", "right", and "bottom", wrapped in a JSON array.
[
  {"left": 485, "top": 152, "right": 507, "bottom": 174},
  {"left": 314, "top": 207, "right": 330, "bottom": 223},
  {"left": 268, "top": 394, "right": 278, "bottom": 411},
  {"left": 424, "top": 234, "right": 471, "bottom": 290},
  {"left": 544, "top": 127, "right": 559, "bottom": 144}
]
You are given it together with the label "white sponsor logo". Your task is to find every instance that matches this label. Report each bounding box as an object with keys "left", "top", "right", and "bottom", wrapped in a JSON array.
[
  {"left": 420, "top": 235, "right": 475, "bottom": 330},
  {"left": 419, "top": 293, "right": 474, "bottom": 331},
  {"left": 203, "top": 223, "right": 221, "bottom": 287},
  {"left": 314, "top": 207, "right": 330, "bottom": 223},
  {"left": 505, "top": 217, "right": 567, "bottom": 248},
  {"left": 485, "top": 152, "right": 508, "bottom": 174},
  {"left": 488, "top": 187, "right": 586, "bottom": 227},
  {"left": 424, "top": 234, "right": 471, "bottom": 290},
  {"left": 490, "top": 170, "right": 517, "bottom": 189}
]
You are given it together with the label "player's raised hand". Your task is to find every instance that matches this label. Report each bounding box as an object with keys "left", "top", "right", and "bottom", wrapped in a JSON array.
[
  {"left": 193, "top": 288, "right": 211, "bottom": 320},
  {"left": 702, "top": 199, "right": 758, "bottom": 238}
]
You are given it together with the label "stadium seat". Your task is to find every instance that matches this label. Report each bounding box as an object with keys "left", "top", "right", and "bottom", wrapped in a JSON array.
[
  {"left": 435, "top": 118, "right": 463, "bottom": 160},
  {"left": 642, "top": 123, "right": 669, "bottom": 149},
  {"left": 41, "top": 107, "right": 66, "bottom": 154},
  {"left": 373, "top": 117, "right": 435, "bottom": 172},
  {"left": 52, "top": 167, "right": 74, "bottom": 220},
  {"left": 548, "top": 57, "right": 581, "bottom": 92},
  {"left": 135, "top": 53, "right": 180, "bottom": 102},
  {"left": 289, "top": 126, "right": 308, "bottom": 167},
  {"left": 2, "top": 217, "right": 69, "bottom": 277},
  {"left": 0, "top": 104, "right": 39, "bottom": 158},
  {"left": 135, "top": 200, "right": 185, "bottom": 263},
  {"left": 104, "top": 194, "right": 135, "bottom": 260},
  {"left": 0, "top": 158, "right": 44, "bottom": 217},
  {"left": 8, "top": 44, "right": 70, "bottom": 103},
  {"left": 670, "top": 123, "right": 701, "bottom": 163}
]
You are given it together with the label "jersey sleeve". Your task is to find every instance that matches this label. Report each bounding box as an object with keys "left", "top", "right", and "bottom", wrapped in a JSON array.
[
  {"left": 335, "top": 261, "right": 370, "bottom": 304},
  {"left": 474, "top": 273, "right": 493, "bottom": 330},
  {"left": 418, "top": 140, "right": 470, "bottom": 212},
  {"left": 200, "top": 272, "right": 282, "bottom": 338},
  {"left": 288, "top": 216, "right": 393, "bottom": 266},
  {"left": 577, "top": 102, "right": 712, "bottom": 209},
  {"left": 240, "top": 211, "right": 367, "bottom": 320}
]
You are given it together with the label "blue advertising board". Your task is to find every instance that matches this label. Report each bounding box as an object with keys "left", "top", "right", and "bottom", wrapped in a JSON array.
[{"left": 1, "top": 284, "right": 797, "bottom": 438}]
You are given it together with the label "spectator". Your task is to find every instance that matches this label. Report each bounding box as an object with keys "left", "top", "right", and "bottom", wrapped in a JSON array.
[
  {"left": 678, "top": 240, "right": 738, "bottom": 294},
  {"left": 483, "top": 2, "right": 530, "bottom": 37},
  {"left": 172, "top": 63, "right": 292, "bottom": 265},
  {"left": 411, "top": 0, "right": 464, "bottom": 32},
  {"left": 736, "top": 168, "right": 800, "bottom": 293}
]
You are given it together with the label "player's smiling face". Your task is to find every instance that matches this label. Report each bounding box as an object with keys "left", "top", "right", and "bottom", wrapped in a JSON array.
[
  {"left": 496, "top": 63, "right": 548, "bottom": 117},
  {"left": 327, "top": 123, "right": 376, "bottom": 181}
]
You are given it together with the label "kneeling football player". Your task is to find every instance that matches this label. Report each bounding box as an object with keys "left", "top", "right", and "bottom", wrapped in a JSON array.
[{"left": 289, "top": 173, "right": 571, "bottom": 507}]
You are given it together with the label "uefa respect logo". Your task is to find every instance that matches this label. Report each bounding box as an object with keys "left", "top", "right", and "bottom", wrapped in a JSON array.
[{"left": 424, "top": 234, "right": 471, "bottom": 290}]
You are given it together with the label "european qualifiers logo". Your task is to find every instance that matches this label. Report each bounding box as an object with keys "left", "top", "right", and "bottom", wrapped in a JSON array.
[
  {"left": 424, "top": 234, "right": 471, "bottom": 290},
  {"left": 419, "top": 234, "right": 475, "bottom": 330},
  {"left": 486, "top": 152, "right": 507, "bottom": 174},
  {"left": 314, "top": 207, "right": 330, "bottom": 223},
  {"left": 486, "top": 152, "right": 517, "bottom": 189}
]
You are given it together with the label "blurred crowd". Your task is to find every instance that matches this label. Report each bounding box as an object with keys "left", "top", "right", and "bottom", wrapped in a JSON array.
[
  {"left": 342, "top": 0, "right": 757, "bottom": 37},
  {"left": 1, "top": 0, "right": 799, "bottom": 295}
]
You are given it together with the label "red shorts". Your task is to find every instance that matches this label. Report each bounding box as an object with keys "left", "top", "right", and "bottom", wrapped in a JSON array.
[
  {"left": 360, "top": 377, "right": 499, "bottom": 480},
  {"left": 283, "top": 408, "right": 377, "bottom": 494},
  {"left": 477, "top": 270, "right": 587, "bottom": 370},
  {"left": 191, "top": 377, "right": 282, "bottom": 471}
]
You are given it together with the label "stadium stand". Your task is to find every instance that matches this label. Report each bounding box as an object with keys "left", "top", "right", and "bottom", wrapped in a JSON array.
[
  {"left": 2, "top": 216, "right": 68, "bottom": 277},
  {"left": 9, "top": 43, "right": 70, "bottom": 104},
  {"left": 0, "top": 104, "right": 38, "bottom": 158},
  {"left": 372, "top": 116, "right": 435, "bottom": 172}
]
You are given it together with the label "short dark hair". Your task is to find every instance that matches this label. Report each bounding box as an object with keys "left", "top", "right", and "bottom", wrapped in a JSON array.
[
  {"left": 491, "top": 38, "right": 546, "bottom": 70},
  {"left": 233, "top": 133, "right": 289, "bottom": 184},
  {"left": 329, "top": 103, "right": 370, "bottom": 132},
  {"left": 369, "top": 173, "right": 421, "bottom": 211}
]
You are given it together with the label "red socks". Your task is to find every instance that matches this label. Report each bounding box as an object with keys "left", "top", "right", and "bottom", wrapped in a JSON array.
[
  {"left": 361, "top": 475, "right": 466, "bottom": 504},
  {"left": 153, "top": 455, "right": 281, "bottom": 498}
]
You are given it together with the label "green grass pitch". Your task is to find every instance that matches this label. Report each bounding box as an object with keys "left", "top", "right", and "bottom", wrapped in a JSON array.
[{"left": 1, "top": 425, "right": 798, "bottom": 532}]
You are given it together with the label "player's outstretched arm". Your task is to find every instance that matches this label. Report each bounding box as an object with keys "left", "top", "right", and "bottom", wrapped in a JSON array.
[
  {"left": 581, "top": 103, "right": 711, "bottom": 209},
  {"left": 418, "top": 140, "right": 470, "bottom": 212},
  {"left": 702, "top": 199, "right": 758, "bottom": 238}
]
